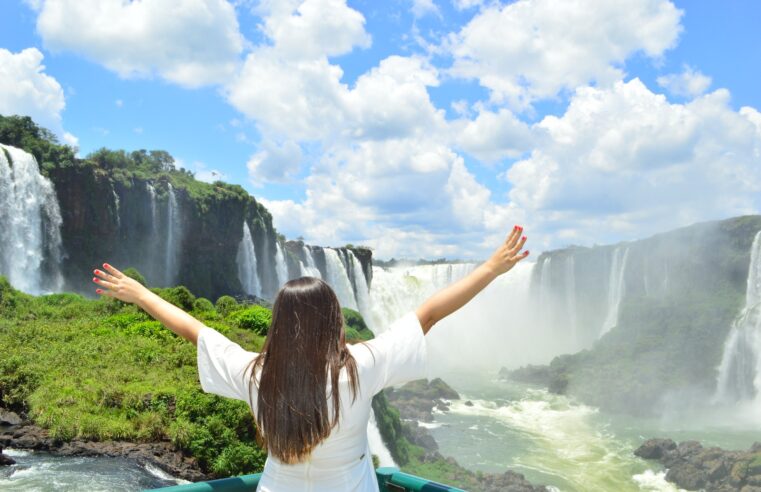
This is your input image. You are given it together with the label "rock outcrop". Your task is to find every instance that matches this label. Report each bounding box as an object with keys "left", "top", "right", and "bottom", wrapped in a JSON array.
[{"left": 635, "top": 438, "right": 761, "bottom": 491}]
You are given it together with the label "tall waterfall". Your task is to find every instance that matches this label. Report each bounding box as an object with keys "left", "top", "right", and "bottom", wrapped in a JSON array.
[
  {"left": 564, "top": 256, "right": 579, "bottom": 350},
  {"left": 324, "top": 248, "right": 359, "bottom": 310},
  {"left": 715, "top": 231, "right": 761, "bottom": 405},
  {"left": 163, "top": 184, "right": 181, "bottom": 287},
  {"left": 237, "top": 223, "right": 262, "bottom": 297},
  {"left": 368, "top": 263, "right": 541, "bottom": 373},
  {"left": 600, "top": 247, "right": 629, "bottom": 336},
  {"left": 349, "top": 251, "right": 372, "bottom": 320},
  {"left": 0, "top": 144, "right": 63, "bottom": 294},
  {"left": 274, "top": 241, "right": 289, "bottom": 289},
  {"left": 300, "top": 245, "right": 322, "bottom": 278}
]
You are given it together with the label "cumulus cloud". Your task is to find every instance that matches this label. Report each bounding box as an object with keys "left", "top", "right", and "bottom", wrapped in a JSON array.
[
  {"left": 0, "top": 47, "right": 77, "bottom": 146},
  {"left": 31, "top": 0, "right": 244, "bottom": 88},
  {"left": 259, "top": 0, "right": 371, "bottom": 59},
  {"left": 657, "top": 65, "right": 712, "bottom": 98},
  {"left": 247, "top": 139, "right": 303, "bottom": 185},
  {"left": 453, "top": 107, "right": 534, "bottom": 162},
  {"left": 448, "top": 0, "right": 683, "bottom": 107},
  {"left": 411, "top": 0, "right": 441, "bottom": 18},
  {"left": 504, "top": 79, "right": 761, "bottom": 246}
]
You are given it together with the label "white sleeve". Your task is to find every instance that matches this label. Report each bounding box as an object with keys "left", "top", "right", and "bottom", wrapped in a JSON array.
[
  {"left": 196, "top": 326, "right": 257, "bottom": 402},
  {"left": 359, "top": 311, "right": 428, "bottom": 395}
]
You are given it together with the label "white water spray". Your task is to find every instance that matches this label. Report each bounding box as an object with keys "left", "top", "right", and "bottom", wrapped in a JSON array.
[
  {"left": 349, "top": 251, "right": 372, "bottom": 320},
  {"left": 300, "top": 245, "right": 322, "bottom": 278},
  {"left": 237, "top": 223, "right": 262, "bottom": 297},
  {"left": 715, "top": 231, "right": 761, "bottom": 405},
  {"left": 163, "top": 184, "right": 181, "bottom": 287},
  {"left": 0, "top": 144, "right": 63, "bottom": 293},
  {"left": 600, "top": 247, "right": 629, "bottom": 336},
  {"left": 324, "top": 248, "right": 359, "bottom": 309},
  {"left": 274, "top": 241, "right": 289, "bottom": 288}
]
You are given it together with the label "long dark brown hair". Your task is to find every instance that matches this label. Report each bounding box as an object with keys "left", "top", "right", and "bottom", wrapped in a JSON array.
[{"left": 246, "top": 277, "right": 359, "bottom": 464}]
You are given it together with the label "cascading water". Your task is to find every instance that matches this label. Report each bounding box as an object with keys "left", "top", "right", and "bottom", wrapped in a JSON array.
[
  {"left": 299, "top": 245, "right": 322, "bottom": 278},
  {"left": 324, "top": 248, "right": 359, "bottom": 310},
  {"left": 236, "top": 223, "right": 262, "bottom": 297},
  {"left": 715, "top": 231, "right": 761, "bottom": 405},
  {"left": 0, "top": 144, "right": 64, "bottom": 294},
  {"left": 349, "top": 251, "right": 372, "bottom": 320},
  {"left": 163, "top": 183, "right": 181, "bottom": 287},
  {"left": 564, "top": 256, "right": 579, "bottom": 351},
  {"left": 112, "top": 186, "right": 121, "bottom": 229},
  {"left": 274, "top": 241, "right": 289, "bottom": 288},
  {"left": 600, "top": 247, "right": 629, "bottom": 336}
]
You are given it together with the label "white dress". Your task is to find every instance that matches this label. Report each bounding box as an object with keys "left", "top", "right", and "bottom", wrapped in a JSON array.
[{"left": 196, "top": 311, "right": 428, "bottom": 492}]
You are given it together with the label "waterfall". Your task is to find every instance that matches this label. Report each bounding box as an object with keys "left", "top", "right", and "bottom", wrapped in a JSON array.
[
  {"left": 368, "top": 262, "right": 537, "bottom": 372},
  {"left": 112, "top": 186, "right": 121, "bottom": 229},
  {"left": 564, "top": 256, "right": 578, "bottom": 350},
  {"left": 163, "top": 183, "right": 181, "bottom": 287},
  {"left": 600, "top": 247, "right": 629, "bottom": 336},
  {"left": 0, "top": 144, "right": 63, "bottom": 294},
  {"left": 367, "top": 409, "right": 396, "bottom": 467},
  {"left": 147, "top": 183, "right": 158, "bottom": 237},
  {"left": 237, "top": 223, "right": 262, "bottom": 297},
  {"left": 349, "top": 251, "right": 372, "bottom": 321},
  {"left": 300, "top": 245, "right": 322, "bottom": 278},
  {"left": 715, "top": 231, "right": 761, "bottom": 404},
  {"left": 324, "top": 248, "right": 359, "bottom": 310},
  {"left": 274, "top": 241, "right": 289, "bottom": 288}
]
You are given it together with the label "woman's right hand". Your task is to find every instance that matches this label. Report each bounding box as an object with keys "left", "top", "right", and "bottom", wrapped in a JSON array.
[
  {"left": 485, "top": 225, "right": 529, "bottom": 276},
  {"left": 92, "top": 263, "right": 149, "bottom": 305}
]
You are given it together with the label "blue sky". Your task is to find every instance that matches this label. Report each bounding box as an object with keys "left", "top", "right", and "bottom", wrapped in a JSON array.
[{"left": 1, "top": 0, "right": 760, "bottom": 259}]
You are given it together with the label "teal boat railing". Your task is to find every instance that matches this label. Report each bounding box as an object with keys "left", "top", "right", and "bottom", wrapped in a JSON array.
[{"left": 145, "top": 467, "right": 465, "bottom": 491}]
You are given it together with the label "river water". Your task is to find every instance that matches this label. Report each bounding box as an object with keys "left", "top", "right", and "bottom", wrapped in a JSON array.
[
  {"left": 427, "top": 371, "right": 761, "bottom": 492},
  {"left": 0, "top": 448, "right": 185, "bottom": 491}
]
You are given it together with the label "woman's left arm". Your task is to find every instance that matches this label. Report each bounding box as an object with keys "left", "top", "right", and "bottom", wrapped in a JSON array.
[{"left": 93, "top": 263, "right": 204, "bottom": 345}]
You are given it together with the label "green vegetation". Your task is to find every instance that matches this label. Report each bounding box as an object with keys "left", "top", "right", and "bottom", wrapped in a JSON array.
[
  {"left": 0, "top": 276, "right": 268, "bottom": 477},
  {"left": 343, "top": 307, "right": 374, "bottom": 342},
  {"left": 0, "top": 115, "right": 76, "bottom": 170},
  {"left": 231, "top": 306, "right": 272, "bottom": 336}
]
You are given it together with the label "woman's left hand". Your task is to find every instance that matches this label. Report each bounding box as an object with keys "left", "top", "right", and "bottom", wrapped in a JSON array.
[{"left": 485, "top": 225, "right": 529, "bottom": 276}]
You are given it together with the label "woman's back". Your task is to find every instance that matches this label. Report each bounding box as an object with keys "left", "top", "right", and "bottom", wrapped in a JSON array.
[{"left": 196, "top": 311, "right": 427, "bottom": 492}]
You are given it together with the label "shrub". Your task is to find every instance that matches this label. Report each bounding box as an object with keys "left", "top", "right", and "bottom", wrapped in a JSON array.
[
  {"left": 123, "top": 267, "right": 147, "bottom": 286},
  {"left": 193, "top": 297, "right": 215, "bottom": 314},
  {"left": 231, "top": 306, "right": 272, "bottom": 335},
  {"left": 343, "top": 308, "right": 373, "bottom": 340},
  {"left": 215, "top": 295, "right": 239, "bottom": 317},
  {"left": 124, "top": 320, "right": 175, "bottom": 341},
  {"left": 154, "top": 286, "right": 195, "bottom": 311}
]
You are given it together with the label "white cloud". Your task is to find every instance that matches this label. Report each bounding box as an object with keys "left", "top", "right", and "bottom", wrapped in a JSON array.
[
  {"left": 260, "top": 0, "right": 371, "bottom": 60},
  {"left": 657, "top": 65, "right": 712, "bottom": 98},
  {"left": 452, "top": 0, "right": 483, "bottom": 10},
  {"left": 448, "top": 0, "right": 683, "bottom": 107},
  {"left": 177, "top": 160, "right": 227, "bottom": 183},
  {"left": 32, "top": 0, "right": 244, "bottom": 88},
  {"left": 0, "top": 48, "right": 77, "bottom": 146},
  {"left": 114, "top": 99, "right": 123, "bottom": 108},
  {"left": 411, "top": 0, "right": 441, "bottom": 18},
  {"left": 504, "top": 79, "right": 761, "bottom": 246},
  {"left": 247, "top": 139, "right": 303, "bottom": 185},
  {"left": 453, "top": 107, "right": 534, "bottom": 162}
]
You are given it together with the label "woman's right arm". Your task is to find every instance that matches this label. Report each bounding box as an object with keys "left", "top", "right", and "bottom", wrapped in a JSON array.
[
  {"left": 93, "top": 263, "right": 205, "bottom": 345},
  {"left": 415, "top": 225, "right": 529, "bottom": 334}
]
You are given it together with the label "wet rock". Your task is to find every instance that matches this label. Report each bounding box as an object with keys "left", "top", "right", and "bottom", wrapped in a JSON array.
[
  {"left": 0, "top": 423, "right": 205, "bottom": 481},
  {"left": 635, "top": 438, "right": 677, "bottom": 460},
  {"left": 0, "top": 409, "right": 22, "bottom": 426},
  {"left": 0, "top": 445, "right": 16, "bottom": 466},
  {"left": 636, "top": 438, "right": 761, "bottom": 491}
]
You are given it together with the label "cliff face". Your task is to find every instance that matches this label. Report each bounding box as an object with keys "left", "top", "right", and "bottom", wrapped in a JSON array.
[
  {"left": 524, "top": 215, "right": 761, "bottom": 415},
  {"left": 44, "top": 162, "right": 373, "bottom": 303}
]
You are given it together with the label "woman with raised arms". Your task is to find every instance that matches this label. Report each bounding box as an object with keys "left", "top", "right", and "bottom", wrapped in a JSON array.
[{"left": 91, "top": 226, "right": 528, "bottom": 491}]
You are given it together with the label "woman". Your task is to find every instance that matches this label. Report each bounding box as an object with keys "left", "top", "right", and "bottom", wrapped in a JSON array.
[{"left": 92, "top": 226, "right": 528, "bottom": 491}]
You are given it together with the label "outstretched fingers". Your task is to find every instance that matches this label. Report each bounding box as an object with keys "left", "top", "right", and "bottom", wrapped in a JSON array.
[
  {"left": 102, "top": 263, "right": 124, "bottom": 279},
  {"left": 509, "top": 234, "right": 528, "bottom": 256},
  {"left": 505, "top": 225, "right": 523, "bottom": 248}
]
